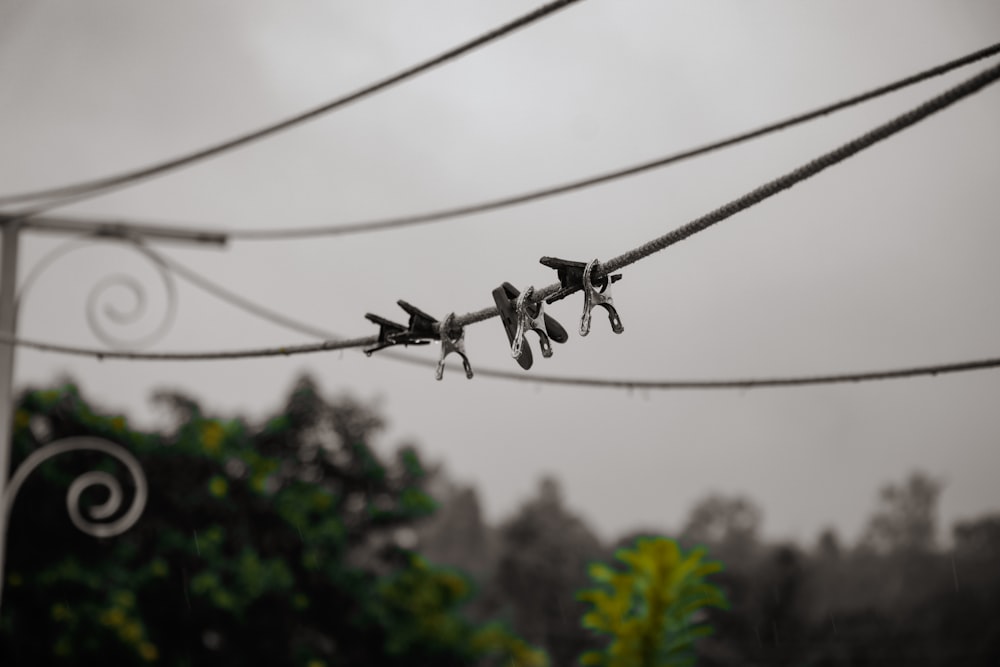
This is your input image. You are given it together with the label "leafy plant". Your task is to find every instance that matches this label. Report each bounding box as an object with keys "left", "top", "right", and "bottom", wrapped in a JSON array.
[
  {"left": 577, "top": 537, "right": 728, "bottom": 667},
  {"left": 377, "top": 552, "right": 548, "bottom": 666},
  {"left": 1, "top": 378, "right": 545, "bottom": 666}
]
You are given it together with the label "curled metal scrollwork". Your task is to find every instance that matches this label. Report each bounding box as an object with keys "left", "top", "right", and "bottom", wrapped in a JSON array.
[
  {"left": 16, "top": 236, "right": 178, "bottom": 350},
  {"left": 3, "top": 437, "right": 148, "bottom": 539}
]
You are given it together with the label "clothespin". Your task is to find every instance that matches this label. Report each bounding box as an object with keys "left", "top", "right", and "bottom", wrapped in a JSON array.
[
  {"left": 365, "top": 302, "right": 473, "bottom": 380},
  {"left": 395, "top": 300, "right": 440, "bottom": 343},
  {"left": 363, "top": 313, "right": 410, "bottom": 356},
  {"left": 437, "top": 314, "right": 474, "bottom": 380},
  {"left": 492, "top": 282, "right": 568, "bottom": 370},
  {"left": 539, "top": 256, "right": 624, "bottom": 336},
  {"left": 363, "top": 300, "right": 438, "bottom": 355}
]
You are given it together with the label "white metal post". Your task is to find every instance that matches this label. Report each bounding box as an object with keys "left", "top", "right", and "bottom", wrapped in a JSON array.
[
  {"left": 0, "top": 219, "right": 222, "bottom": 612},
  {"left": 0, "top": 221, "right": 21, "bottom": 610}
]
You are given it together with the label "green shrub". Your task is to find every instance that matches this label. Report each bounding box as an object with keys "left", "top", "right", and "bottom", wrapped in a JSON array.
[{"left": 577, "top": 537, "right": 728, "bottom": 667}]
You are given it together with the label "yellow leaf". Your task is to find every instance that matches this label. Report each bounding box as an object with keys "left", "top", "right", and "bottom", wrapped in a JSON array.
[
  {"left": 138, "top": 642, "right": 159, "bottom": 662},
  {"left": 208, "top": 475, "right": 228, "bottom": 498},
  {"left": 200, "top": 421, "right": 225, "bottom": 453}
]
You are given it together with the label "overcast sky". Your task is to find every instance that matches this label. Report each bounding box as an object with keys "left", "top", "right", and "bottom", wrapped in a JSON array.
[{"left": 2, "top": 1, "right": 999, "bottom": 545}]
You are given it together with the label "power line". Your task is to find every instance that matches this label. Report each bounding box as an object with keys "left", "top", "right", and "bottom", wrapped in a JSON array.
[
  {"left": 5, "top": 61, "right": 999, "bottom": 388},
  {"left": 15, "top": 40, "right": 1000, "bottom": 241},
  {"left": 0, "top": 0, "right": 581, "bottom": 211}
]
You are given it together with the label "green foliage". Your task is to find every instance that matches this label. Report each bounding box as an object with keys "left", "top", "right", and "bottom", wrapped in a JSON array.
[
  {"left": 577, "top": 537, "right": 728, "bottom": 667},
  {"left": 470, "top": 622, "right": 552, "bottom": 667},
  {"left": 374, "top": 552, "right": 548, "bottom": 666},
  {"left": 1, "top": 378, "right": 545, "bottom": 666}
]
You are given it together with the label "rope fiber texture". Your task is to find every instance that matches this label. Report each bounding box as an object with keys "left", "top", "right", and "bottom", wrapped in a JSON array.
[
  {"left": 452, "top": 58, "right": 1000, "bottom": 325},
  {"left": 598, "top": 59, "right": 1000, "bottom": 274},
  {"left": 0, "top": 0, "right": 581, "bottom": 212},
  {"left": 5, "top": 59, "right": 1000, "bottom": 393},
  {"left": 13, "top": 40, "right": 1000, "bottom": 240}
]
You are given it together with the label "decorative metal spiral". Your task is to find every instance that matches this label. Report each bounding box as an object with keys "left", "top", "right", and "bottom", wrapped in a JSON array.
[
  {"left": 16, "top": 236, "right": 178, "bottom": 350},
  {"left": 2, "top": 437, "right": 148, "bottom": 539}
]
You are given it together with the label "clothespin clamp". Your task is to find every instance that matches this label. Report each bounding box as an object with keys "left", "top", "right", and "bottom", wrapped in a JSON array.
[
  {"left": 363, "top": 300, "right": 438, "bottom": 356},
  {"left": 363, "top": 314, "right": 411, "bottom": 356},
  {"left": 395, "top": 301, "right": 440, "bottom": 342},
  {"left": 365, "top": 302, "right": 473, "bottom": 380},
  {"left": 436, "top": 314, "right": 474, "bottom": 380},
  {"left": 492, "top": 282, "right": 568, "bottom": 370},
  {"left": 539, "top": 257, "right": 624, "bottom": 336}
]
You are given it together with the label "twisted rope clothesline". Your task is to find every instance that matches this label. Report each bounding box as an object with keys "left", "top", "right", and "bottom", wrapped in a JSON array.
[
  {"left": 15, "top": 40, "right": 1000, "bottom": 240},
  {"left": 4, "top": 59, "right": 999, "bottom": 388},
  {"left": 0, "top": 0, "right": 582, "bottom": 213},
  {"left": 459, "top": 59, "right": 1000, "bottom": 325}
]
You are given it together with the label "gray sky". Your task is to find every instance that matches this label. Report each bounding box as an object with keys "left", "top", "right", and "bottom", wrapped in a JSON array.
[{"left": 2, "top": 1, "right": 999, "bottom": 545}]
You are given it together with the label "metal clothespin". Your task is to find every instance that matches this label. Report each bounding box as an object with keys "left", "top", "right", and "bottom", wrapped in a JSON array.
[
  {"left": 492, "top": 282, "right": 568, "bottom": 370},
  {"left": 365, "top": 302, "right": 473, "bottom": 380},
  {"left": 436, "top": 314, "right": 473, "bottom": 380},
  {"left": 539, "top": 256, "right": 624, "bottom": 336},
  {"left": 540, "top": 256, "right": 622, "bottom": 304}
]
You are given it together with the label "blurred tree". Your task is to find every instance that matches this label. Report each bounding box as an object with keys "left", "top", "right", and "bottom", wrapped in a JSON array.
[
  {"left": 952, "top": 514, "right": 1000, "bottom": 561},
  {"left": 679, "top": 495, "right": 762, "bottom": 562},
  {"left": 814, "top": 528, "right": 842, "bottom": 560},
  {"left": 415, "top": 472, "right": 496, "bottom": 585},
  {"left": 860, "top": 471, "right": 943, "bottom": 555},
  {"left": 942, "top": 514, "right": 1000, "bottom": 664},
  {"left": 495, "top": 475, "right": 606, "bottom": 667},
  {"left": 745, "top": 545, "right": 808, "bottom": 666},
  {"left": 952, "top": 513, "right": 1000, "bottom": 595},
  {"left": 0, "top": 378, "right": 545, "bottom": 667}
]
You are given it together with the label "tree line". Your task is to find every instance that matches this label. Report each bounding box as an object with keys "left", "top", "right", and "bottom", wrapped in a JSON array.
[{"left": 1, "top": 376, "right": 997, "bottom": 666}]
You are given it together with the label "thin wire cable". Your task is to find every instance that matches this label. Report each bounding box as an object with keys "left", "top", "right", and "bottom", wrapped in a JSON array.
[
  {"left": 0, "top": 0, "right": 581, "bottom": 212},
  {"left": 5, "top": 328, "right": 999, "bottom": 388},
  {"left": 129, "top": 240, "right": 631, "bottom": 381},
  {"left": 433, "top": 357, "right": 1000, "bottom": 388},
  {"left": 131, "top": 243, "right": 559, "bottom": 379},
  {"left": 5, "top": 61, "right": 1000, "bottom": 383},
  {"left": 129, "top": 240, "right": 336, "bottom": 341},
  {"left": 119, "top": 244, "right": 1000, "bottom": 387},
  {"left": 14, "top": 40, "right": 1000, "bottom": 239},
  {"left": 8, "top": 245, "right": 1000, "bottom": 386},
  {"left": 0, "top": 332, "right": 371, "bottom": 360}
]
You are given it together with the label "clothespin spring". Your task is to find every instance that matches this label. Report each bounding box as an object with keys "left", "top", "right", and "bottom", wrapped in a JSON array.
[
  {"left": 513, "top": 286, "right": 553, "bottom": 360},
  {"left": 581, "top": 259, "right": 624, "bottom": 336},
  {"left": 436, "top": 314, "right": 474, "bottom": 381}
]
